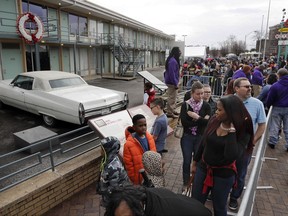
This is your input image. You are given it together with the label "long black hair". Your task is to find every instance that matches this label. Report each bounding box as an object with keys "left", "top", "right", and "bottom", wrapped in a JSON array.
[
  {"left": 165, "top": 47, "right": 181, "bottom": 70},
  {"left": 205, "top": 95, "right": 254, "bottom": 152},
  {"left": 103, "top": 185, "right": 147, "bottom": 216}
]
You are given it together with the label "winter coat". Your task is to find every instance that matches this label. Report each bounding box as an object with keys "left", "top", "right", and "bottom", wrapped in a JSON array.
[
  {"left": 164, "top": 57, "right": 180, "bottom": 86},
  {"left": 251, "top": 68, "right": 264, "bottom": 86},
  {"left": 144, "top": 88, "right": 156, "bottom": 107},
  {"left": 123, "top": 126, "right": 157, "bottom": 185},
  {"left": 266, "top": 75, "right": 288, "bottom": 108}
]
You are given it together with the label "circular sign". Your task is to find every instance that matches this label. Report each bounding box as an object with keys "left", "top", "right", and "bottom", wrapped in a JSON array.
[{"left": 17, "top": 12, "right": 44, "bottom": 44}]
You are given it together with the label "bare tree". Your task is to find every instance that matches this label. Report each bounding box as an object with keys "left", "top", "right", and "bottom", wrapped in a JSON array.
[
  {"left": 219, "top": 41, "right": 229, "bottom": 56},
  {"left": 210, "top": 48, "right": 219, "bottom": 57}
]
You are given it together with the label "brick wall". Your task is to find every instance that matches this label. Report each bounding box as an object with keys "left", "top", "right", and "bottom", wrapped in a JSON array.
[{"left": 0, "top": 148, "right": 102, "bottom": 216}]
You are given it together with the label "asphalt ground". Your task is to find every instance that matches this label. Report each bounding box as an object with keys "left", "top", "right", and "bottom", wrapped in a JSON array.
[{"left": 0, "top": 67, "right": 166, "bottom": 154}]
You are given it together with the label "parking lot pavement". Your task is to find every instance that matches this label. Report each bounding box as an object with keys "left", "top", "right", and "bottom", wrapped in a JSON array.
[{"left": 0, "top": 67, "right": 166, "bottom": 154}]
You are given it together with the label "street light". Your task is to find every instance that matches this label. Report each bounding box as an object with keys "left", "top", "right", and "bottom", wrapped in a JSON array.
[
  {"left": 263, "top": 0, "right": 271, "bottom": 61},
  {"left": 182, "top": 34, "right": 187, "bottom": 46},
  {"left": 245, "top": 31, "right": 256, "bottom": 50},
  {"left": 182, "top": 35, "right": 187, "bottom": 62}
]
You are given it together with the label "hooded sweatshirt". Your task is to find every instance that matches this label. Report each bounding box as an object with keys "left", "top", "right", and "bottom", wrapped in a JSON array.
[
  {"left": 251, "top": 68, "right": 264, "bottom": 86},
  {"left": 97, "top": 136, "right": 130, "bottom": 195},
  {"left": 123, "top": 126, "right": 156, "bottom": 185},
  {"left": 164, "top": 57, "right": 180, "bottom": 86},
  {"left": 266, "top": 75, "right": 288, "bottom": 108}
]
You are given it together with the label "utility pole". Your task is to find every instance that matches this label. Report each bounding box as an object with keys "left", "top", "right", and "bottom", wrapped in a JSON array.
[
  {"left": 263, "top": 0, "right": 271, "bottom": 61},
  {"left": 259, "top": 15, "right": 264, "bottom": 54}
]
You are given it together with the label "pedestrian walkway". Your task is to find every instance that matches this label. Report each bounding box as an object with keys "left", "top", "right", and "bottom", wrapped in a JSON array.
[{"left": 44, "top": 130, "right": 288, "bottom": 216}]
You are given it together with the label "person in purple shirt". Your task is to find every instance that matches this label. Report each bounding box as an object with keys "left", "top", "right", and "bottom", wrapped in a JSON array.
[
  {"left": 232, "top": 65, "right": 251, "bottom": 82},
  {"left": 266, "top": 68, "right": 288, "bottom": 151},
  {"left": 164, "top": 47, "right": 181, "bottom": 118},
  {"left": 251, "top": 65, "right": 264, "bottom": 97}
]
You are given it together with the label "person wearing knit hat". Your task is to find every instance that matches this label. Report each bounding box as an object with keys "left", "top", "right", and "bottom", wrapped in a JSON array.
[{"left": 142, "top": 151, "right": 165, "bottom": 188}]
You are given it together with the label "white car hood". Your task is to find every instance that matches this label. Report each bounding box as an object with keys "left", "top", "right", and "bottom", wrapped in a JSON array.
[{"left": 48, "top": 85, "right": 125, "bottom": 109}]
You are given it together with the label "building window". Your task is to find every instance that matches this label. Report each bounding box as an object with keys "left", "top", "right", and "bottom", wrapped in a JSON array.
[
  {"left": 69, "top": 14, "right": 87, "bottom": 36},
  {"left": 22, "top": 1, "right": 47, "bottom": 21},
  {"left": 79, "top": 17, "right": 88, "bottom": 36}
]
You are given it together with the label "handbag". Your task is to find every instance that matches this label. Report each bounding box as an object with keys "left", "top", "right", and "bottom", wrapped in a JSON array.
[
  {"left": 174, "top": 119, "right": 184, "bottom": 138},
  {"left": 173, "top": 102, "right": 188, "bottom": 139},
  {"left": 181, "top": 174, "right": 194, "bottom": 197}
]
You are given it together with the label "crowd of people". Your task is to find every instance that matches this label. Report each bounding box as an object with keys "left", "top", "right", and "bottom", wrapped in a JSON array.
[{"left": 97, "top": 46, "right": 288, "bottom": 216}]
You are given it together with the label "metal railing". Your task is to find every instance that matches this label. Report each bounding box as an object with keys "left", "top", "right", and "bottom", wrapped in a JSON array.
[
  {"left": 237, "top": 107, "right": 272, "bottom": 216},
  {"left": 0, "top": 125, "right": 100, "bottom": 192},
  {"left": 181, "top": 74, "right": 225, "bottom": 98},
  {"left": 0, "top": 106, "right": 274, "bottom": 215}
]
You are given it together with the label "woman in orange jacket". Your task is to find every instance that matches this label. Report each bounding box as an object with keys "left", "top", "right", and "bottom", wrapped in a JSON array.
[{"left": 123, "top": 114, "right": 157, "bottom": 185}]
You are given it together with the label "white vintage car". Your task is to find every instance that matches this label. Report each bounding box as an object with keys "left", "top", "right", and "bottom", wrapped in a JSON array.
[{"left": 0, "top": 71, "right": 129, "bottom": 126}]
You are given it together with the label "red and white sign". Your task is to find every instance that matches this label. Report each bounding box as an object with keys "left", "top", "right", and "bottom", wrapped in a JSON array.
[{"left": 17, "top": 12, "right": 44, "bottom": 44}]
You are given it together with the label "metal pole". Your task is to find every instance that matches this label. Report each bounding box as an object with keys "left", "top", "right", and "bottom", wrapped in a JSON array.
[
  {"left": 263, "top": 0, "right": 271, "bottom": 61},
  {"left": 34, "top": 43, "right": 41, "bottom": 71},
  {"left": 73, "top": 41, "right": 77, "bottom": 74},
  {"left": 277, "top": 9, "right": 286, "bottom": 66},
  {"left": 245, "top": 35, "right": 247, "bottom": 50},
  {"left": 285, "top": 44, "right": 288, "bottom": 61},
  {"left": 277, "top": 29, "right": 283, "bottom": 66},
  {"left": 259, "top": 15, "right": 264, "bottom": 54}
]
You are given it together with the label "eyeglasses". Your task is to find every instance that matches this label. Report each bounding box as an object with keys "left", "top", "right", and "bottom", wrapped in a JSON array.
[
  {"left": 239, "top": 85, "right": 252, "bottom": 89},
  {"left": 204, "top": 91, "right": 211, "bottom": 94}
]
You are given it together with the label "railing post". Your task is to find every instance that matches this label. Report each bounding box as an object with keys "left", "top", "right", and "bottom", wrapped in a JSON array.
[{"left": 48, "top": 140, "right": 55, "bottom": 171}]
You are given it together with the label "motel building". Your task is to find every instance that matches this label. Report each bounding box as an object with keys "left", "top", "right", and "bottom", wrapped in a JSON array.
[{"left": 0, "top": 0, "right": 176, "bottom": 80}]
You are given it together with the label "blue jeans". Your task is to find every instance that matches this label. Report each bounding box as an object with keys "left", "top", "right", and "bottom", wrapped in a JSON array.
[
  {"left": 180, "top": 133, "right": 201, "bottom": 185},
  {"left": 230, "top": 152, "right": 252, "bottom": 200},
  {"left": 192, "top": 166, "right": 235, "bottom": 216},
  {"left": 268, "top": 107, "right": 288, "bottom": 148}
]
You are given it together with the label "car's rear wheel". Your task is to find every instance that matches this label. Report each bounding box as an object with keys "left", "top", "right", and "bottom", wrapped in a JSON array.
[{"left": 42, "top": 114, "right": 57, "bottom": 127}]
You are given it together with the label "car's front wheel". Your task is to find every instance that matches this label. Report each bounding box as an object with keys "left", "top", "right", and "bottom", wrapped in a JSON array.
[{"left": 42, "top": 114, "right": 57, "bottom": 127}]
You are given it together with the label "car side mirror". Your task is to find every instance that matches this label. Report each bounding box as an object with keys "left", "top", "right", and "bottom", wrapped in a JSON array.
[{"left": 12, "top": 83, "right": 19, "bottom": 87}]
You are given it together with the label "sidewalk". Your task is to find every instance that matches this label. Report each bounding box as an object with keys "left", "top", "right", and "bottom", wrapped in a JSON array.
[
  {"left": 44, "top": 130, "right": 288, "bottom": 216},
  {"left": 44, "top": 67, "right": 288, "bottom": 215}
]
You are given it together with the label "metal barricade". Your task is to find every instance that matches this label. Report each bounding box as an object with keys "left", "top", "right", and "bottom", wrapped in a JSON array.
[
  {"left": 236, "top": 107, "right": 272, "bottom": 216},
  {"left": 181, "top": 74, "right": 225, "bottom": 98},
  {"left": 0, "top": 126, "right": 100, "bottom": 192}
]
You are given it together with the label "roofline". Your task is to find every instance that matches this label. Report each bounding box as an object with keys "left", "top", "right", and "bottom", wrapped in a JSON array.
[{"left": 58, "top": 0, "right": 174, "bottom": 39}]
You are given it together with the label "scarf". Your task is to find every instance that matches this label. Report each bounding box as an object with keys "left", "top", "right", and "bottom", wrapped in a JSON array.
[{"left": 187, "top": 98, "right": 203, "bottom": 135}]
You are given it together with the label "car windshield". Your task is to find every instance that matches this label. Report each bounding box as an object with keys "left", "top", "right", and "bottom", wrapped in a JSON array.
[{"left": 49, "top": 77, "right": 86, "bottom": 88}]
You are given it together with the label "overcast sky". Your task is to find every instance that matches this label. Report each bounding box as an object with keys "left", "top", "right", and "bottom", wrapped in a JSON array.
[{"left": 89, "top": 0, "right": 287, "bottom": 49}]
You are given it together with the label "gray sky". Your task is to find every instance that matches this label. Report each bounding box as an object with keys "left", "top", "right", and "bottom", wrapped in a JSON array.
[{"left": 89, "top": 0, "right": 287, "bottom": 49}]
